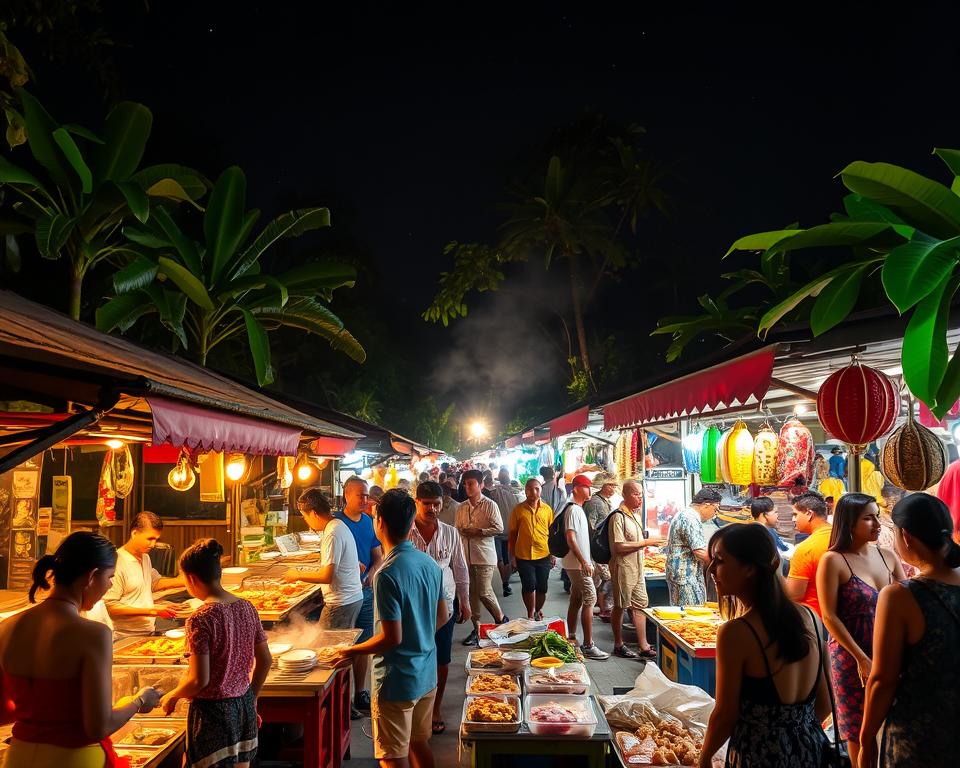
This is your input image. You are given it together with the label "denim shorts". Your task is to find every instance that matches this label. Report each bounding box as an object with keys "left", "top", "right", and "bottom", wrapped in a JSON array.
[
  {"left": 355, "top": 586, "right": 374, "bottom": 643},
  {"left": 434, "top": 597, "right": 458, "bottom": 666}
]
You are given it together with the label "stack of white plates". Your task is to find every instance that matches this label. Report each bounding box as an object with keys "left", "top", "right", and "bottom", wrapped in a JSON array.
[
  {"left": 268, "top": 642, "right": 292, "bottom": 667},
  {"left": 277, "top": 649, "right": 317, "bottom": 673}
]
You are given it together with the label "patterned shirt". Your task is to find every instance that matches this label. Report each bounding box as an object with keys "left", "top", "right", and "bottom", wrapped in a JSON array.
[
  {"left": 665, "top": 508, "right": 707, "bottom": 587},
  {"left": 187, "top": 599, "right": 267, "bottom": 699},
  {"left": 408, "top": 519, "right": 470, "bottom": 618}
]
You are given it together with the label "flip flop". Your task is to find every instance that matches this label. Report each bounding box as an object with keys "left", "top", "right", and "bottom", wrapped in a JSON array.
[
  {"left": 638, "top": 648, "right": 658, "bottom": 660},
  {"left": 534, "top": 611, "right": 544, "bottom": 621},
  {"left": 432, "top": 719, "right": 446, "bottom": 734},
  {"left": 614, "top": 645, "right": 638, "bottom": 659}
]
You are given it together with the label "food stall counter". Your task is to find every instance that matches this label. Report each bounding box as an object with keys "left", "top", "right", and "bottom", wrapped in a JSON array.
[{"left": 642, "top": 609, "right": 718, "bottom": 695}]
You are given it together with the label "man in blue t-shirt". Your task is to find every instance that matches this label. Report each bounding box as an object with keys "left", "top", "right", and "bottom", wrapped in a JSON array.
[
  {"left": 336, "top": 476, "right": 383, "bottom": 719},
  {"left": 335, "top": 489, "right": 444, "bottom": 768},
  {"left": 828, "top": 446, "right": 847, "bottom": 486}
]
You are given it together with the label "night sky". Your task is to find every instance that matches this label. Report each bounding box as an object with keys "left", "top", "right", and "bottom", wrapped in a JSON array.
[{"left": 10, "top": 4, "right": 960, "bottom": 437}]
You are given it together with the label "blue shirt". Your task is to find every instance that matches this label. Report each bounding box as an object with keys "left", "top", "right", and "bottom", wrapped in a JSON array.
[
  {"left": 335, "top": 510, "right": 381, "bottom": 571},
  {"left": 372, "top": 540, "right": 444, "bottom": 701},
  {"left": 765, "top": 525, "right": 790, "bottom": 552},
  {"left": 828, "top": 454, "right": 846, "bottom": 479}
]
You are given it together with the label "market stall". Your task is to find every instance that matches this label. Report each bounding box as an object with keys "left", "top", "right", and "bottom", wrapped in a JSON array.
[{"left": 642, "top": 607, "right": 721, "bottom": 695}]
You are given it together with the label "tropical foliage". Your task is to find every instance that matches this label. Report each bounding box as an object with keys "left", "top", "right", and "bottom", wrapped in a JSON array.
[
  {"left": 95, "top": 166, "right": 366, "bottom": 386},
  {"left": 653, "top": 149, "right": 960, "bottom": 418}
]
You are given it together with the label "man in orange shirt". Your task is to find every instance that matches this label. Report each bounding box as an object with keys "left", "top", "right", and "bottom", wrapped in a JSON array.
[{"left": 785, "top": 491, "right": 832, "bottom": 616}]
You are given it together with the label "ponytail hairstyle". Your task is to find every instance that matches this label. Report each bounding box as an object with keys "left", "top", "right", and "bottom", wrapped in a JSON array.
[
  {"left": 30, "top": 531, "right": 117, "bottom": 603},
  {"left": 179, "top": 538, "right": 224, "bottom": 584},
  {"left": 892, "top": 493, "right": 960, "bottom": 568},
  {"left": 829, "top": 492, "right": 877, "bottom": 551},
  {"left": 709, "top": 523, "right": 812, "bottom": 662}
]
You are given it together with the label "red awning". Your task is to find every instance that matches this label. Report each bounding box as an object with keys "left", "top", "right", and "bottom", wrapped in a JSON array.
[
  {"left": 548, "top": 406, "right": 589, "bottom": 439},
  {"left": 603, "top": 347, "right": 776, "bottom": 430},
  {"left": 148, "top": 396, "right": 301, "bottom": 456},
  {"left": 310, "top": 435, "right": 360, "bottom": 456},
  {"left": 505, "top": 436, "right": 521, "bottom": 449},
  {"left": 522, "top": 429, "right": 536, "bottom": 445}
]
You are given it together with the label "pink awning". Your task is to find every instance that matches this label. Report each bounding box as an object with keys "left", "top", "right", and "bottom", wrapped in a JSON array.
[
  {"left": 505, "top": 436, "right": 521, "bottom": 449},
  {"left": 522, "top": 429, "right": 536, "bottom": 445},
  {"left": 549, "top": 406, "right": 589, "bottom": 439},
  {"left": 603, "top": 347, "right": 776, "bottom": 430},
  {"left": 148, "top": 396, "right": 301, "bottom": 456},
  {"left": 310, "top": 435, "right": 360, "bottom": 456}
]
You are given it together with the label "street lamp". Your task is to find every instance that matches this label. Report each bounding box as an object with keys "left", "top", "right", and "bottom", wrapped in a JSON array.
[{"left": 469, "top": 421, "right": 489, "bottom": 440}]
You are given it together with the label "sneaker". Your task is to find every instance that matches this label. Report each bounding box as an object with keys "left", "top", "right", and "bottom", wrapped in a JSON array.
[
  {"left": 581, "top": 643, "right": 610, "bottom": 660},
  {"left": 354, "top": 689, "right": 371, "bottom": 713},
  {"left": 462, "top": 629, "right": 479, "bottom": 646},
  {"left": 503, "top": 585, "right": 513, "bottom": 597}
]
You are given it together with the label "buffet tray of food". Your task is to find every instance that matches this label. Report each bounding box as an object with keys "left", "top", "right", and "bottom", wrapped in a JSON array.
[
  {"left": 524, "top": 694, "right": 598, "bottom": 738},
  {"left": 226, "top": 580, "right": 323, "bottom": 621},
  {"left": 112, "top": 719, "right": 184, "bottom": 750},
  {"left": 465, "top": 671, "right": 521, "bottom": 695},
  {"left": 462, "top": 694, "right": 522, "bottom": 733},
  {"left": 114, "top": 635, "right": 187, "bottom": 665}
]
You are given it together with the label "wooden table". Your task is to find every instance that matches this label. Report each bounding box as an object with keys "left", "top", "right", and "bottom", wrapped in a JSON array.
[{"left": 459, "top": 696, "right": 611, "bottom": 768}]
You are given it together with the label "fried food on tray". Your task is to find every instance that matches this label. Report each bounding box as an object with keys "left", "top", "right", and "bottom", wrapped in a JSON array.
[
  {"left": 644, "top": 552, "right": 666, "bottom": 573},
  {"left": 467, "top": 673, "right": 519, "bottom": 694},
  {"left": 470, "top": 649, "right": 503, "bottom": 668},
  {"left": 664, "top": 619, "right": 718, "bottom": 646},
  {"left": 121, "top": 637, "right": 185, "bottom": 657},
  {"left": 229, "top": 582, "right": 314, "bottom": 613},
  {"left": 632, "top": 719, "right": 702, "bottom": 766},
  {"left": 466, "top": 697, "right": 517, "bottom": 722}
]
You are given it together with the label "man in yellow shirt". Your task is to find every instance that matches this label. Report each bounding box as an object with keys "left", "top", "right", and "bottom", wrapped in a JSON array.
[{"left": 508, "top": 477, "right": 557, "bottom": 620}]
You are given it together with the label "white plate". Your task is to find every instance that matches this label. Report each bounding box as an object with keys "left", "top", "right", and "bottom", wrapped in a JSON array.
[
  {"left": 164, "top": 629, "right": 186, "bottom": 639},
  {"left": 268, "top": 642, "right": 292, "bottom": 656},
  {"left": 279, "top": 649, "right": 317, "bottom": 663},
  {"left": 259, "top": 551, "right": 280, "bottom": 560},
  {"left": 223, "top": 567, "right": 248, "bottom": 575}
]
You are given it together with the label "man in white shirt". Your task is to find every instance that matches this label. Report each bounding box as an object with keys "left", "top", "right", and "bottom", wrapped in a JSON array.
[
  {"left": 285, "top": 488, "right": 363, "bottom": 630},
  {"left": 455, "top": 468, "right": 507, "bottom": 646},
  {"left": 563, "top": 475, "right": 609, "bottom": 660},
  {"left": 488, "top": 468, "right": 523, "bottom": 598},
  {"left": 104, "top": 511, "right": 185, "bottom": 638},
  {"left": 438, "top": 479, "right": 460, "bottom": 527}
]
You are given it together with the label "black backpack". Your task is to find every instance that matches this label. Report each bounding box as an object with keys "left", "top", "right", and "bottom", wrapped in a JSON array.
[
  {"left": 590, "top": 510, "right": 623, "bottom": 565},
  {"left": 548, "top": 503, "right": 574, "bottom": 558}
]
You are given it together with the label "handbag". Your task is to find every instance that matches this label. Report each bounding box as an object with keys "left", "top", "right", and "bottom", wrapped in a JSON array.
[{"left": 812, "top": 610, "right": 852, "bottom": 768}]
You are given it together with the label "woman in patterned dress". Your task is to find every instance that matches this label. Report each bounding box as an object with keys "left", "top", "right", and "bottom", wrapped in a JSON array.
[
  {"left": 816, "top": 493, "right": 902, "bottom": 768},
  {"left": 860, "top": 494, "right": 960, "bottom": 768}
]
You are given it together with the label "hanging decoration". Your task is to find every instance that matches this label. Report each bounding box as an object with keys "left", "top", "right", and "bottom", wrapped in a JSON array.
[
  {"left": 881, "top": 400, "right": 948, "bottom": 491},
  {"left": 817, "top": 362, "right": 900, "bottom": 446},
  {"left": 614, "top": 432, "right": 631, "bottom": 479},
  {"left": 717, "top": 428, "right": 732, "bottom": 483},
  {"left": 700, "top": 426, "right": 722, "bottom": 483},
  {"left": 682, "top": 425, "right": 704, "bottom": 473},
  {"left": 96, "top": 451, "right": 116, "bottom": 526},
  {"left": 753, "top": 422, "right": 779, "bottom": 485},
  {"left": 776, "top": 416, "right": 815, "bottom": 486},
  {"left": 110, "top": 444, "right": 135, "bottom": 499},
  {"left": 630, "top": 430, "right": 639, "bottom": 477},
  {"left": 277, "top": 456, "right": 294, "bottom": 489},
  {"left": 724, "top": 421, "right": 755, "bottom": 485}
]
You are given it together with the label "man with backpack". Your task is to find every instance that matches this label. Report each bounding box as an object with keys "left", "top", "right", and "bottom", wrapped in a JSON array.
[
  {"left": 583, "top": 473, "right": 619, "bottom": 622},
  {"left": 555, "top": 474, "right": 609, "bottom": 660}
]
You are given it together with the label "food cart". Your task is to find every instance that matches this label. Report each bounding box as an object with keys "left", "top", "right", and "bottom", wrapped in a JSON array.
[{"left": 642, "top": 608, "right": 720, "bottom": 696}]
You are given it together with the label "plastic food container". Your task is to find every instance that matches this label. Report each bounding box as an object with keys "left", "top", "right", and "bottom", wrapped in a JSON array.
[
  {"left": 524, "top": 694, "right": 597, "bottom": 737},
  {"left": 462, "top": 694, "right": 522, "bottom": 733},
  {"left": 465, "top": 671, "right": 521, "bottom": 695},
  {"left": 524, "top": 662, "right": 589, "bottom": 695},
  {"left": 501, "top": 650, "right": 531, "bottom": 672},
  {"left": 466, "top": 649, "right": 505, "bottom": 672}
]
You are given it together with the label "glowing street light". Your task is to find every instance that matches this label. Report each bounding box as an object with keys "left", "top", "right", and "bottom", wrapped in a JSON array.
[{"left": 469, "top": 421, "right": 489, "bottom": 440}]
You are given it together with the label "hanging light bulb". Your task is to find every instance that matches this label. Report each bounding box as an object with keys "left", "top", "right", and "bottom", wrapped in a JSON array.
[
  {"left": 226, "top": 453, "right": 247, "bottom": 482},
  {"left": 168, "top": 449, "right": 196, "bottom": 492},
  {"left": 295, "top": 452, "right": 316, "bottom": 483},
  {"left": 277, "top": 456, "right": 294, "bottom": 489},
  {"left": 105, "top": 439, "right": 124, "bottom": 450},
  {"left": 315, "top": 457, "right": 329, "bottom": 470}
]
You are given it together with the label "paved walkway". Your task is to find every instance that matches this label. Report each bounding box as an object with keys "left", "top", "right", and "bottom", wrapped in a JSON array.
[{"left": 347, "top": 566, "right": 649, "bottom": 766}]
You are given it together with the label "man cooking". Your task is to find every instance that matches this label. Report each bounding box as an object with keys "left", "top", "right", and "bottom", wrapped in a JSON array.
[{"left": 104, "top": 511, "right": 185, "bottom": 637}]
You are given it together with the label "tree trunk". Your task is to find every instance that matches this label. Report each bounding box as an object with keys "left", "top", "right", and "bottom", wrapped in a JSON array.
[
  {"left": 68, "top": 264, "right": 84, "bottom": 321},
  {"left": 567, "top": 253, "right": 594, "bottom": 388}
]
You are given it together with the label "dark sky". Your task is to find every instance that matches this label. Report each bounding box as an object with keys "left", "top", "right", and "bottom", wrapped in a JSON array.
[{"left": 15, "top": 3, "right": 960, "bottom": 433}]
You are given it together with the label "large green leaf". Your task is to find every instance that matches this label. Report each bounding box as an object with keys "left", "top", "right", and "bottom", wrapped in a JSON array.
[
  {"left": 141, "top": 284, "right": 188, "bottom": 349},
  {"left": 96, "top": 291, "right": 156, "bottom": 333},
  {"left": 114, "top": 181, "right": 149, "bottom": 223},
  {"left": 0, "top": 155, "right": 46, "bottom": 189},
  {"left": 123, "top": 222, "right": 170, "bottom": 249},
  {"left": 219, "top": 274, "right": 288, "bottom": 307},
  {"left": 226, "top": 207, "right": 331, "bottom": 282},
  {"left": 935, "top": 339, "right": 960, "bottom": 419},
  {"left": 840, "top": 161, "right": 960, "bottom": 240},
  {"left": 810, "top": 263, "right": 869, "bottom": 336},
  {"left": 881, "top": 237, "right": 960, "bottom": 314},
  {"left": 92, "top": 101, "right": 152, "bottom": 186},
  {"left": 253, "top": 298, "right": 366, "bottom": 363},
  {"left": 112, "top": 255, "right": 159, "bottom": 294},
  {"left": 61, "top": 123, "right": 104, "bottom": 144},
  {"left": 17, "top": 89, "right": 71, "bottom": 190},
  {"left": 52, "top": 128, "right": 93, "bottom": 194},
  {"left": 34, "top": 213, "right": 75, "bottom": 259},
  {"left": 204, "top": 166, "right": 247, "bottom": 285},
  {"left": 158, "top": 256, "right": 214, "bottom": 310},
  {"left": 151, "top": 207, "right": 202, "bottom": 275},
  {"left": 241, "top": 308, "right": 274, "bottom": 386},
  {"left": 133, "top": 164, "right": 208, "bottom": 202},
  {"left": 275, "top": 261, "right": 355, "bottom": 291},
  {"left": 725, "top": 229, "right": 806, "bottom": 257},
  {"left": 933, "top": 148, "right": 960, "bottom": 177},
  {"left": 545, "top": 156, "right": 563, "bottom": 205},
  {"left": 902, "top": 273, "right": 960, "bottom": 404},
  {"left": 841, "top": 195, "right": 915, "bottom": 239}
]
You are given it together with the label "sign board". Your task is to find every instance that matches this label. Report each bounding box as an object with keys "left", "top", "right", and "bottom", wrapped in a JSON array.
[
  {"left": 51, "top": 476, "right": 72, "bottom": 532},
  {"left": 3, "top": 456, "right": 42, "bottom": 590},
  {"left": 645, "top": 468, "right": 686, "bottom": 480}
]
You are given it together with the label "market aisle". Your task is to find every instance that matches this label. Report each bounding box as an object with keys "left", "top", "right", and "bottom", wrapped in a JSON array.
[{"left": 347, "top": 566, "right": 645, "bottom": 766}]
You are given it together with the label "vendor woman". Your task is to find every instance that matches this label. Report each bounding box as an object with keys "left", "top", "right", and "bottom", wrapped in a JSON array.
[{"left": 104, "top": 512, "right": 184, "bottom": 637}]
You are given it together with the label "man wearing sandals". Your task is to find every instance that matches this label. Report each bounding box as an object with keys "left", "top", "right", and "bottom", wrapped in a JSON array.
[{"left": 610, "top": 480, "right": 663, "bottom": 659}]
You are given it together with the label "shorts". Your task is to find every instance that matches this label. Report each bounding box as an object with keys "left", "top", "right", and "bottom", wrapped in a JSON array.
[
  {"left": 495, "top": 538, "right": 511, "bottom": 564},
  {"left": 372, "top": 687, "right": 437, "bottom": 759},
  {"left": 565, "top": 568, "right": 597, "bottom": 610},
  {"left": 187, "top": 688, "right": 258, "bottom": 768},
  {"left": 318, "top": 598, "right": 362, "bottom": 630},
  {"left": 355, "top": 586, "right": 374, "bottom": 643},
  {"left": 611, "top": 566, "right": 649, "bottom": 610},
  {"left": 517, "top": 557, "right": 552, "bottom": 594},
  {"left": 593, "top": 563, "right": 611, "bottom": 584},
  {"left": 434, "top": 597, "right": 458, "bottom": 666}
]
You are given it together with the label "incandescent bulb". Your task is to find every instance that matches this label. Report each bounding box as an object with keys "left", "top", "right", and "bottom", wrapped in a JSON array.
[
  {"left": 226, "top": 453, "right": 247, "bottom": 482},
  {"left": 105, "top": 439, "right": 124, "bottom": 450},
  {"left": 297, "top": 462, "right": 314, "bottom": 482}
]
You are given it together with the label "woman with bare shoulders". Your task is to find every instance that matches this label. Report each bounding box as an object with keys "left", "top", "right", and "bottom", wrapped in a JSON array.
[
  {"left": 699, "top": 524, "right": 832, "bottom": 767},
  {"left": 817, "top": 493, "right": 903, "bottom": 767},
  {"left": 0, "top": 532, "right": 160, "bottom": 767},
  {"left": 859, "top": 493, "right": 960, "bottom": 768}
]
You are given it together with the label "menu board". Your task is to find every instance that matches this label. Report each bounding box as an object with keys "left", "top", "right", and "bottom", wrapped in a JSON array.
[{"left": 1, "top": 456, "right": 43, "bottom": 590}]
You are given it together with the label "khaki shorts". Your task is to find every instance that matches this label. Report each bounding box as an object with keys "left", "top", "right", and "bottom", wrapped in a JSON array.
[
  {"left": 372, "top": 687, "right": 437, "bottom": 759},
  {"left": 566, "top": 568, "right": 597, "bottom": 611},
  {"left": 611, "top": 566, "right": 649, "bottom": 610}
]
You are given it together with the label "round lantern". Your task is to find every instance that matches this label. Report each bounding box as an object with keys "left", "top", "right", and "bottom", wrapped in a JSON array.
[
  {"left": 777, "top": 417, "right": 815, "bottom": 486},
  {"left": 700, "top": 426, "right": 722, "bottom": 483},
  {"left": 721, "top": 421, "right": 754, "bottom": 485},
  {"left": 881, "top": 405, "right": 948, "bottom": 491},
  {"left": 817, "top": 363, "right": 900, "bottom": 447},
  {"left": 682, "top": 427, "right": 703, "bottom": 473},
  {"left": 753, "top": 423, "right": 779, "bottom": 485},
  {"left": 717, "top": 428, "right": 732, "bottom": 483}
]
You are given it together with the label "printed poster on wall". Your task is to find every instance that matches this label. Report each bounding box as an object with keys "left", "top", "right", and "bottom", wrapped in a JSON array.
[
  {"left": 51, "top": 476, "right": 72, "bottom": 532},
  {"left": 2, "top": 455, "right": 43, "bottom": 591}
]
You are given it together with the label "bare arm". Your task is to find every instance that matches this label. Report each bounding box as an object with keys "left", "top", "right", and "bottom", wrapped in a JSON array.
[
  {"left": 161, "top": 651, "right": 211, "bottom": 713},
  {"left": 81, "top": 624, "right": 154, "bottom": 740},
  {"left": 153, "top": 576, "right": 185, "bottom": 591},
  {"left": 817, "top": 553, "right": 870, "bottom": 667},
  {"left": 285, "top": 565, "right": 334, "bottom": 584},
  {"left": 105, "top": 603, "right": 171, "bottom": 618},
  {"left": 342, "top": 618, "right": 402, "bottom": 659},
  {"left": 250, "top": 640, "right": 272, "bottom": 698},
  {"left": 363, "top": 545, "right": 384, "bottom": 588},
  {"left": 784, "top": 576, "right": 808, "bottom": 602},
  {"left": 699, "top": 622, "right": 743, "bottom": 767},
  {"left": 692, "top": 547, "right": 710, "bottom": 565}
]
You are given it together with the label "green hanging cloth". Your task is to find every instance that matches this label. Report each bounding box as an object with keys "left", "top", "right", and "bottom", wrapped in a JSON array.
[{"left": 700, "top": 425, "right": 722, "bottom": 483}]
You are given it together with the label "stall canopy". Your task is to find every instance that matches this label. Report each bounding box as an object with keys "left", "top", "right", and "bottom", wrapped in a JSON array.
[
  {"left": 548, "top": 406, "right": 590, "bottom": 439},
  {"left": 603, "top": 347, "right": 776, "bottom": 431}
]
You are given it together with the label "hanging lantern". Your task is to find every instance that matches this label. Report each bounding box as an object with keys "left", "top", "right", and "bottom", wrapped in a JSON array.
[
  {"left": 717, "top": 428, "right": 732, "bottom": 483},
  {"left": 225, "top": 453, "right": 248, "bottom": 482},
  {"left": 881, "top": 402, "right": 948, "bottom": 491},
  {"left": 295, "top": 452, "right": 316, "bottom": 483},
  {"left": 753, "top": 422, "right": 779, "bottom": 485},
  {"left": 724, "top": 421, "right": 755, "bottom": 485},
  {"left": 168, "top": 448, "right": 196, "bottom": 492},
  {"left": 277, "top": 456, "right": 294, "bottom": 489},
  {"left": 682, "top": 426, "right": 703, "bottom": 473},
  {"left": 111, "top": 444, "right": 135, "bottom": 499},
  {"left": 817, "top": 362, "right": 900, "bottom": 447},
  {"left": 700, "top": 426, "right": 722, "bottom": 483},
  {"left": 777, "top": 416, "right": 815, "bottom": 486}
]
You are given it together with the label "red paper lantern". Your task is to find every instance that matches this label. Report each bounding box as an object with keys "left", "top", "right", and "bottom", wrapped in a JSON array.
[{"left": 817, "top": 363, "right": 900, "bottom": 446}]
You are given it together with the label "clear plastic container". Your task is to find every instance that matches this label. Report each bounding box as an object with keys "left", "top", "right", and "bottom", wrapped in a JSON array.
[
  {"left": 523, "top": 662, "right": 589, "bottom": 695},
  {"left": 466, "top": 649, "right": 505, "bottom": 673},
  {"left": 462, "top": 694, "right": 522, "bottom": 733},
  {"left": 524, "top": 694, "right": 597, "bottom": 737},
  {"left": 465, "top": 670, "right": 521, "bottom": 695}
]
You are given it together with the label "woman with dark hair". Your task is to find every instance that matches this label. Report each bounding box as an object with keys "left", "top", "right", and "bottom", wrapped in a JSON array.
[
  {"left": 0, "top": 531, "right": 160, "bottom": 767},
  {"left": 859, "top": 493, "right": 960, "bottom": 768},
  {"left": 698, "top": 524, "right": 832, "bottom": 767},
  {"left": 815, "top": 492, "right": 902, "bottom": 767},
  {"left": 160, "top": 539, "right": 272, "bottom": 768}
]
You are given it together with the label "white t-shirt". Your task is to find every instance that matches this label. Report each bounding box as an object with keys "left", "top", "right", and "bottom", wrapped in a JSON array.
[
  {"left": 81, "top": 599, "right": 114, "bottom": 634},
  {"left": 319, "top": 519, "right": 362, "bottom": 607},
  {"left": 562, "top": 503, "right": 592, "bottom": 571},
  {"left": 104, "top": 548, "right": 160, "bottom": 636}
]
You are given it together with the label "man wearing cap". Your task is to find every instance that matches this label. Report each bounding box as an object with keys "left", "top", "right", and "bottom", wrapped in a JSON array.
[
  {"left": 582, "top": 473, "right": 619, "bottom": 621},
  {"left": 563, "top": 475, "right": 610, "bottom": 660}
]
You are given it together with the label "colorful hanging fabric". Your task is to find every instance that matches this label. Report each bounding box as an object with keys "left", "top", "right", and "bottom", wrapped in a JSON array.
[
  {"left": 776, "top": 417, "right": 815, "bottom": 486},
  {"left": 752, "top": 424, "right": 779, "bottom": 485},
  {"left": 630, "top": 430, "right": 639, "bottom": 477},
  {"left": 700, "top": 426, "right": 722, "bottom": 483},
  {"left": 682, "top": 427, "right": 704, "bottom": 474},
  {"left": 614, "top": 432, "right": 631, "bottom": 479}
]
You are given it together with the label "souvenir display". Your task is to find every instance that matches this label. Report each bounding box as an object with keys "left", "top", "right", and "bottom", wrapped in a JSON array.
[
  {"left": 699, "top": 426, "right": 722, "bottom": 484},
  {"left": 752, "top": 423, "right": 779, "bottom": 485},
  {"left": 723, "top": 421, "right": 754, "bottom": 485}
]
